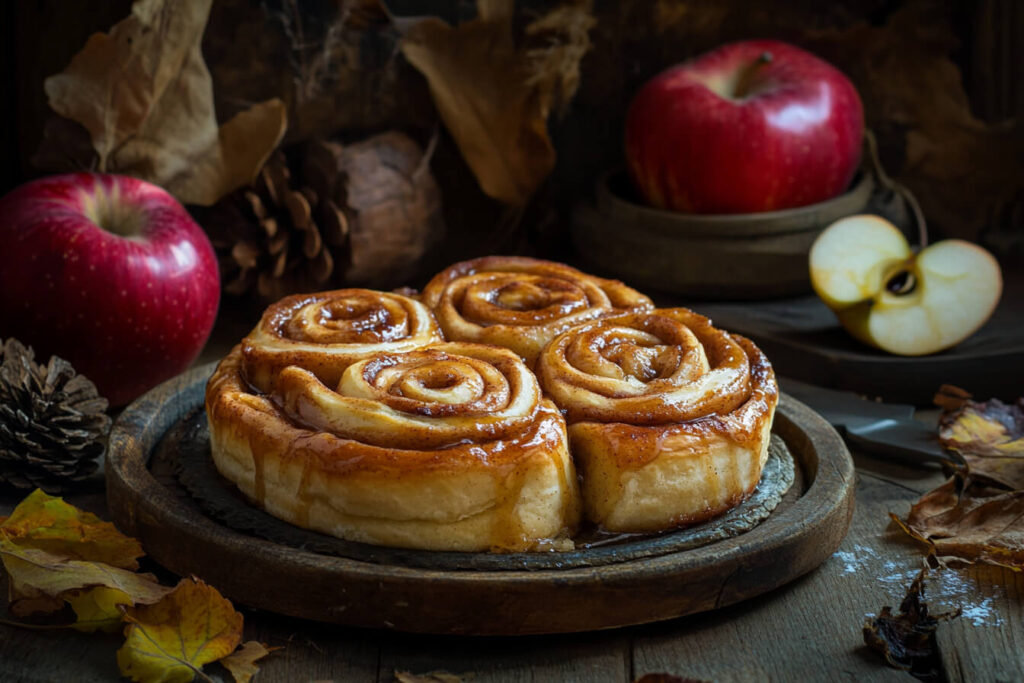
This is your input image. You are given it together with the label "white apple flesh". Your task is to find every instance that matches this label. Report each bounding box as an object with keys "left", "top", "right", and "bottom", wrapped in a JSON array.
[{"left": 810, "top": 215, "right": 1002, "bottom": 356}]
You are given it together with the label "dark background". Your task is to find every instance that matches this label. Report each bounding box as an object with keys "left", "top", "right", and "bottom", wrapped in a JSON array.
[{"left": 3, "top": 0, "right": 1022, "bottom": 274}]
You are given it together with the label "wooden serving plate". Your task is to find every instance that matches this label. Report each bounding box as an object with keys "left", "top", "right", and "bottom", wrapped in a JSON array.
[{"left": 106, "top": 363, "right": 855, "bottom": 636}]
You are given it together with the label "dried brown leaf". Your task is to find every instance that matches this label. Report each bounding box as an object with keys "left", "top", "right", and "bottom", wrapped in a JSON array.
[
  {"left": 892, "top": 478, "right": 1024, "bottom": 570},
  {"left": 7, "top": 577, "right": 67, "bottom": 619},
  {"left": 221, "top": 641, "right": 280, "bottom": 683},
  {"left": 524, "top": 1, "right": 595, "bottom": 117},
  {"left": 40, "top": 0, "right": 286, "bottom": 206},
  {"left": 0, "top": 543, "right": 171, "bottom": 610},
  {"left": 863, "top": 567, "right": 959, "bottom": 673},
  {"left": 164, "top": 98, "right": 289, "bottom": 206},
  {"left": 934, "top": 384, "right": 972, "bottom": 412},
  {"left": 939, "top": 396, "right": 1024, "bottom": 489},
  {"left": 401, "top": 0, "right": 593, "bottom": 204}
]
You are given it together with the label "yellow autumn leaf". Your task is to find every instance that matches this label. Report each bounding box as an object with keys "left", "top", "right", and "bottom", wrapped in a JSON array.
[
  {"left": 220, "top": 641, "right": 279, "bottom": 683},
  {"left": 0, "top": 489, "right": 143, "bottom": 570},
  {"left": 117, "top": 578, "right": 243, "bottom": 683},
  {"left": 0, "top": 542, "right": 171, "bottom": 611},
  {"left": 65, "top": 586, "right": 134, "bottom": 633}
]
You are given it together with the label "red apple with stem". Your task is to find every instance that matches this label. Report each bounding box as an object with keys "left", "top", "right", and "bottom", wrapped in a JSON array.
[
  {"left": 0, "top": 173, "right": 220, "bottom": 406},
  {"left": 625, "top": 39, "right": 864, "bottom": 214}
]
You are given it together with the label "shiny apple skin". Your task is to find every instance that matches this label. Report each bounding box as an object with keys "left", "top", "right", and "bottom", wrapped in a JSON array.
[
  {"left": 625, "top": 40, "right": 864, "bottom": 214},
  {"left": 0, "top": 173, "right": 220, "bottom": 406}
]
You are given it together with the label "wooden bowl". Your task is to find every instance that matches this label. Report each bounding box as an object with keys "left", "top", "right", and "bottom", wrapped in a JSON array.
[
  {"left": 571, "top": 169, "right": 874, "bottom": 300},
  {"left": 106, "top": 363, "right": 855, "bottom": 635}
]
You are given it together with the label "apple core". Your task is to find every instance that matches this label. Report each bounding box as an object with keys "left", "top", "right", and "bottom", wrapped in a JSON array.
[
  {"left": 885, "top": 270, "right": 916, "bottom": 296},
  {"left": 81, "top": 183, "right": 146, "bottom": 240}
]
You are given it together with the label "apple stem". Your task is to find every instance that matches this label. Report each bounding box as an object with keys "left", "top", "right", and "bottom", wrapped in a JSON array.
[
  {"left": 864, "top": 130, "right": 928, "bottom": 248},
  {"left": 733, "top": 52, "right": 773, "bottom": 99}
]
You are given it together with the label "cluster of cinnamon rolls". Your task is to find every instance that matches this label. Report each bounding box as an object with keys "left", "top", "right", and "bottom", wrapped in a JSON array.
[{"left": 206, "top": 257, "right": 779, "bottom": 552}]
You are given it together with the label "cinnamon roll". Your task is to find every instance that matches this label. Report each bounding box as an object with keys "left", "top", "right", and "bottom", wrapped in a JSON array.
[
  {"left": 206, "top": 341, "right": 580, "bottom": 552},
  {"left": 421, "top": 256, "right": 653, "bottom": 366},
  {"left": 535, "top": 307, "right": 778, "bottom": 533},
  {"left": 241, "top": 288, "right": 443, "bottom": 393}
]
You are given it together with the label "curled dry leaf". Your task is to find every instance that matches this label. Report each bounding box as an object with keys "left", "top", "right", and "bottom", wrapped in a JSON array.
[
  {"left": 0, "top": 544, "right": 171, "bottom": 616},
  {"left": 220, "top": 641, "right": 280, "bottom": 683},
  {"left": 0, "top": 490, "right": 166, "bottom": 630},
  {"left": 400, "top": 0, "right": 593, "bottom": 204},
  {"left": 939, "top": 394, "right": 1024, "bottom": 490},
  {"left": 893, "top": 390, "right": 1024, "bottom": 569},
  {"left": 0, "top": 489, "right": 142, "bottom": 570},
  {"left": 891, "top": 477, "right": 1024, "bottom": 570},
  {"left": 117, "top": 577, "right": 244, "bottom": 683},
  {"left": 39, "top": 0, "right": 287, "bottom": 206},
  {"left": 7, "top": 576, "right": 66, "bottom": 619},
  {"left": 863, "top": 567, "right": 959, "bottom": 674}
]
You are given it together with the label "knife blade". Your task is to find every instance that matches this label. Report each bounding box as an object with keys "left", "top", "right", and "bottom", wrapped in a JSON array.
[{"left": 779, "top": 376, "right": 961, "bottom": 467}]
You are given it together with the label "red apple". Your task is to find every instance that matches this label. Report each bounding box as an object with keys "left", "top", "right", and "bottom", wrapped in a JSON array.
[
  {"left": 0, "top": 173, "right": 220, "bottom": 406},
  {"left": 625, "top": 40, "right": 864, "bottom": 214}
]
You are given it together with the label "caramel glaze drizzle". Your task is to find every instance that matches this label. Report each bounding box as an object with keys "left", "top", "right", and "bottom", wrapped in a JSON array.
[
  {"left": 421, "top": 256, "right": 654, "bottom": 366},
  {"left": 241, "top": 288, "right": 444, "bottom": 394},
  {"left": 206, "top": 290, "right": 776, "bottom": 549},
  {"left": 206, "top": 342, "right": 580, "bottom": 552},
  {"left": 535, "top": 307, "right": 778, "bottom": 531}
]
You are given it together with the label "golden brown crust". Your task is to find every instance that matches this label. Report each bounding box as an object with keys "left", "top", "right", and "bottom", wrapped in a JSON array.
[
  {"left": 241, "top": 288, "right": 443, "bottom": 393},
  {"left": 535, "top": 309, "right": 778, "bottom": 532},
  {"left": 206, "top": 342, "right": 580, "bottom": 551},
  {"left": 421, "top": 256, "right": 653, "bottom": 366}
]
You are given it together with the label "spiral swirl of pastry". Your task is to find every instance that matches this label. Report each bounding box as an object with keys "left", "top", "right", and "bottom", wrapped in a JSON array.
[
  {"left": 421, "top": 256, "right": 653, "bottom": 366},
  {"left": 535, "top": 307, "right": 778, "bottom": 533},
  {"left": 241, "top": 288, "right": 444, "bottom": 393},
  {"left": 276, "top": 343, "right": 542, "bottom": 449},
  {"left": 535, "top": 307, "right": 754, "bottom": 425},
  {"left": 206, "top": 341, "right": 579, "bottom": 551}
]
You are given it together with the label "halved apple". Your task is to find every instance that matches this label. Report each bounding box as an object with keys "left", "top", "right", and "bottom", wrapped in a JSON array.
[{"left": 809, "top": 215, "right": 1002, "bottom": 356}]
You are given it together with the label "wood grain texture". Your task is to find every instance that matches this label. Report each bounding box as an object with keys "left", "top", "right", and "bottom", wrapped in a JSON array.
[
  {"left": 103, "top": 362, "right": 854, "bottom": 635},
  {"left": 2, "top": 453, "right": 1022, "bottom": 680},
  {"left": 630, "top": 463, "right": 932, "bottom": 682},
  {"left": 381, "top": 632, "right": 631, "bottom": 683}
]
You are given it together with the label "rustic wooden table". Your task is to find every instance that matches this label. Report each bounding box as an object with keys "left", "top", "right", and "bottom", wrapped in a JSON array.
[
  {"left": 4, "top": 418, "right": 1021, "bottom": 682},
  {"left": 2, "top": 312, "right": 1022, "bottom": 683}
]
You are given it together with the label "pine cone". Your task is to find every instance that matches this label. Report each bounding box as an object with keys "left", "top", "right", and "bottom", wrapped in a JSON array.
[
  {"left": 207, "top": 146, "right": 350, "bottom": 303},
  {"left": 0, "top": 339, "right": 111, "bottom": 493},
  {"left": 204, "top": 132, "right": 443, "bottom": 302}
]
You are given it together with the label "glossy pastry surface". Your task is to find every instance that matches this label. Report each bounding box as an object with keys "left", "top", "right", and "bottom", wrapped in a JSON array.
[
  {"left": 206, "top": 340, "right": 580, "bottom": 552},
  {"left": 421, "top": 256, "right": 653, "bottom": 366},
  {"left": 535, "top": 307, "right": 778, "bottom": 532},
  {"left": 241, "top": 288, "right": 443, "bottom": 393}
]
